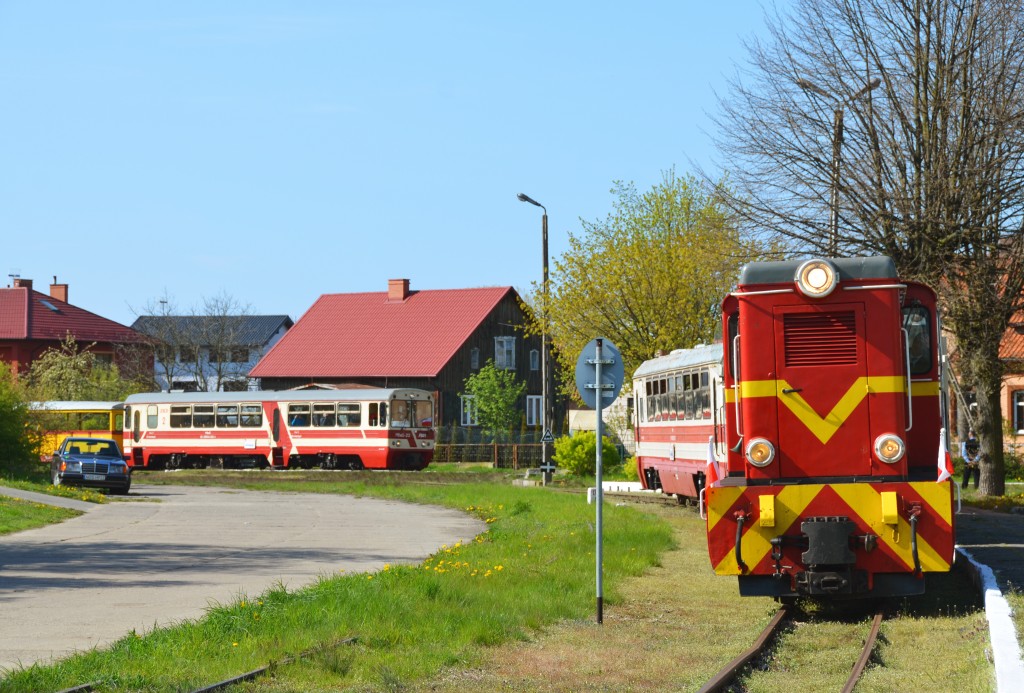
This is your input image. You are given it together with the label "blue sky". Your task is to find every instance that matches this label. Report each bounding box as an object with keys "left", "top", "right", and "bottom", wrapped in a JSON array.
[{"left": 1, "top": 2, "right": 774, "bottom": 326}]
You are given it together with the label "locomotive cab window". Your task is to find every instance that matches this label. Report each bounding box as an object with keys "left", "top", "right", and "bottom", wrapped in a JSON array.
[{"left": 902, "top": 305, "right": 932, "bottom": 375}]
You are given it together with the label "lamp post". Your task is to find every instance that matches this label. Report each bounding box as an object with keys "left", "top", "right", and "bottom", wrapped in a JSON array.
[
  {"left": 796, "top": 77, "right": 881, "bottom": 256},
  {"left": 517, "top": 192, "right": 552, "bottom": 483}
]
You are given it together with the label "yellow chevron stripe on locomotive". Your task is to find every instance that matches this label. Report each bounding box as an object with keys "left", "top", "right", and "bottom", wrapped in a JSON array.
[
  {"left": 722, "top": 378, "right": 941, "bottom": 444},
  {"left": 706, "top": 481, "right": 955, "bottom": 577}
]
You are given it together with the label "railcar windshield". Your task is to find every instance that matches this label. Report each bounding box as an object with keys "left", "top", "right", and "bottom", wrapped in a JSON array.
[{"left": 390, "top": 398, "right": 434, "bottom": 428}]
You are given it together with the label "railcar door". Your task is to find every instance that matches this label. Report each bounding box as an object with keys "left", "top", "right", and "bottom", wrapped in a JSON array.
[{"left": 772, "top": 303, "right": 872, "bottom": 478}]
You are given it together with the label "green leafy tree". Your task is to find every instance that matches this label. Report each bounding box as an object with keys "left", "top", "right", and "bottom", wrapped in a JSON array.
[
  {"left": 531, "top": 170, "right": 770, "bottom": 388},
  {"left": 552, "top": 431, "right": 622, "bottom": 477},
  {"left": 711, "top": 0, "right": 1024, "bottom": 495},
  {"left": 461, "top": 361, "right": 527, "bottom": 441},
  {"left": 25, "top": 336, "right": 148, "bottom": 402},
  {"left": 0, "top": 367, "right": 36, "bottom": 477}
]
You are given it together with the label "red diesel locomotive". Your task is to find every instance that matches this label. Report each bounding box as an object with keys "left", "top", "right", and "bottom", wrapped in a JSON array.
[
  {"left": 637, "top": 256, "right": 955, "bottom": 598},
  {"left": 122, "top": 388, "right": 435, "bottom": 471}
]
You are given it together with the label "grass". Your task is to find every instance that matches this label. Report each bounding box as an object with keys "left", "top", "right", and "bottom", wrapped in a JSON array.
[
  {"left": 0, "top": 468, "right": 1007, "bottom": 691},
  {"left": 0, "top": 474, "right": 676, "bottom": 692},
  {"left": 409, "top": 501, "right": 991, "bottom": 692},
  {"left": 0, "top": 496, "right": 81, "bottom": 535},
  {"left": 0, "top": 469, "right": 109, "bottom": 504}
]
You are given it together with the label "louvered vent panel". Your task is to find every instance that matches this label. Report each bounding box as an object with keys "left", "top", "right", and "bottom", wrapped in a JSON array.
[{"left": 784, "top": 311, "right": 858, "bottom": 366}]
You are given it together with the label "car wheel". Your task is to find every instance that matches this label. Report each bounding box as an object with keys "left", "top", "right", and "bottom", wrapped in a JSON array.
[
  {"left": 112, "top": 484, "right": 130, "bottom": 496},
  {"left": 52, "top": 470, "right": 62, "bottom": 487}
]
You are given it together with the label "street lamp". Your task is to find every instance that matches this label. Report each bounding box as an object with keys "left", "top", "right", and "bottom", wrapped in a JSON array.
[
  {"left": 517, "top": 192, "right": 552, "bottom": 482},
  {"left": 796, "top": 77, "right": 881, "bottom": 256}
]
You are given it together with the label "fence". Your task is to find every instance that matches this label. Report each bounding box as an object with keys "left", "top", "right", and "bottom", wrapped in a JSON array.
[{"left": 432, "top": 443, "right": 544, "bottom": 469}]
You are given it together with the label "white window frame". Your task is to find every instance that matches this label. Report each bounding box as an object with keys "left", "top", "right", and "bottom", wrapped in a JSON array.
[
  {"left": 495, "top": 336, "right": 516, "bottom": 370},
  {"left": 1015, "top": 390, "right": 1024, "bottom": 434},
  {"left": 461, "top": 395, "right": 478, "bottom": 426},
  {"left": 527, "top": 395, "right": 543, "bottom": 427}
]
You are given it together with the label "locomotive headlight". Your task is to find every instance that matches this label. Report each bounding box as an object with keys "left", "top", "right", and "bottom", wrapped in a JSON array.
[
  {"left": 874, "top": 434, "right": 906, "bottom": 464},
  {"left": 795, "top": 259, "right": 839, "bottom": 298},
  {"left": 746, "top": 438, "right": 776, "bottom": 467}
]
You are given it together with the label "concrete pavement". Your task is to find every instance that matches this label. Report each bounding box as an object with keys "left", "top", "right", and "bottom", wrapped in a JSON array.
[{"left": 0, "top": 484, "right": 484, "bottom": 672}]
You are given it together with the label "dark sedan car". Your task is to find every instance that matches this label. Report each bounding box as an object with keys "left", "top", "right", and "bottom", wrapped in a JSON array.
[{"left": 51, "top": 437, "right": 131, "bottom": 495}]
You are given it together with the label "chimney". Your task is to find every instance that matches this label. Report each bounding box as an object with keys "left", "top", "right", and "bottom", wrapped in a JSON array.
[
  {"left": 13, "top": 278, "right": 33, "bottom": 291},
  {"left": 387, "top": 278, "right": 410, "bottom": 302},
  {"left": 50, "top": 276, "right": 68, "bottom": 303}
]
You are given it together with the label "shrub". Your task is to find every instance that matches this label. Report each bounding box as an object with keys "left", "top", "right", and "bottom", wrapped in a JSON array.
[
  {"left": 621, "top": 456, "right": 640, "bottom": 482},
  {"left": 0, "top": 368, "right": 36, "bottom": 477},
  {"left": 552, "top": 431, "right": 621, "bottom": 477}
]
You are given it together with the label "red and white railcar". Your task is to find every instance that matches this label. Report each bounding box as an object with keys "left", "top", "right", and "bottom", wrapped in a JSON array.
[
  {"left": 122, "top": 389, "right": 435, "bottom": 471},
  {"left": 633, "top": 344, "right": 724, "bottom": 501}
]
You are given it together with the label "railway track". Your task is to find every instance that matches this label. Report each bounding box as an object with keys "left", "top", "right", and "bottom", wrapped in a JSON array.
[{"left": 697, "top": 605, "right": 886, "bottom": 693}]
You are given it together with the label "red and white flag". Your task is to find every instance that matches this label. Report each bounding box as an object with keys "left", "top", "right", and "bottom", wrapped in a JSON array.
[
  {"left": 706, "top": 435, "right": 722, "bottom": 488},
  {"left": 937, "top": 427, "right": 954, "bottom": 483}
]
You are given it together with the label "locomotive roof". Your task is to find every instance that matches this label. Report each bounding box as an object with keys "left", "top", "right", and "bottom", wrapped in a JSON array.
[
  {"left": 738, "top": 256, "right": 897, "bottom": 286},
  {"left": 29, "top": 401, "right": 125, "bottom": 411},
  {"left": 633, "top": 343, "right": 723, "bottom": 378},
  {"left": 123, "top": 388, "right": 430, "bottom": 404}
]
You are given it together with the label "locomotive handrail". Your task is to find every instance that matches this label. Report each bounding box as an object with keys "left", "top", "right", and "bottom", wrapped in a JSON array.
[
  {"left": 732, "top": 335, "right": 742, "bottom": 437},
  {"left": 842, "top": 283, "right": 907, "bottom": 291},
  {"left": 729, "top": 288, "right": 794, "bottom": 297},
  {"left": 901, "top": 328, "right": 913, "bottom": 431}
]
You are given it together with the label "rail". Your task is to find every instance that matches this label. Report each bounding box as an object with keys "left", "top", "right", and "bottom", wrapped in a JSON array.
[{"left": 697, "top": 606, "right": 885, "bottom": 692}]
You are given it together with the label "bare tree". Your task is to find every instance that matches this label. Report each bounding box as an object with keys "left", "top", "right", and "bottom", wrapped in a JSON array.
[
  {"left": 197, "top": 292, "right": 255, "bottom": 392},
  {"left": 132, "top": 291, "right": 254, "bottom": 392},
  {"left": 712, "top": 0, "right": 1024, "bottom": 495}
]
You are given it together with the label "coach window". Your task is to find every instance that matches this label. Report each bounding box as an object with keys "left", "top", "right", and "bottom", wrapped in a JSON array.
[
  {"left": 193, "top": 405, "right": 214, "bottom": 428},
  {"left": 701, "top": 370, "right": 711, "bottom": 418},
  {"left": 217, "top": 405, "right": 238, "bottom": 427},
  {"left": 240, "top": 404, "right": 262, "bottom": 427},
  {"left": 170, "top": 405, "right": 191, "bottom": 428},
  {"left": 313, "top": 403, "right": 336, "bottom": 427},
  {"left": 338, "top": 403, "right": 360, "bottom": 426},
  {"left": 133, "top": 410, "right": 141, "bottom": 443},
  {"left": 147, "top": 405, "right": 158, "bottom": 429},
  {"left": 667, "top": 375, "right": 677, "bottom": 419},
  {"left": 288, "top": 404, "right": 310, "bottom": 427}
]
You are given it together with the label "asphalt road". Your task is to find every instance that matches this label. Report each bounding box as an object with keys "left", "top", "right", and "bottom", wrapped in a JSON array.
[{"left": 0, "top": 483, "right": 484, "bottom": 672}]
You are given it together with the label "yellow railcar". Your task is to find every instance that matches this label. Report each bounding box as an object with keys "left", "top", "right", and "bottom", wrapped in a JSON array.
[{"left": 29, "top": 401, "right": 125, "bottom": 461}]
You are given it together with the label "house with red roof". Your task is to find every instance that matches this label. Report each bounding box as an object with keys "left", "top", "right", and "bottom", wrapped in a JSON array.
[
  {"left": 999, "top": 317, "right": 1024, "bottom": 437},
  {"left": 0, "top": 277, "right": 147, "bottom": 375},
  {"left": 250, "top": 279, "right": 556, "bottom": 434}
]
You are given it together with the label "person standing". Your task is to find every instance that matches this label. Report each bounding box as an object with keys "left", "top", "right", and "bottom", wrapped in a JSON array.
[{"left": 961, "top": 430, "right": 981, "bottom": 490}]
